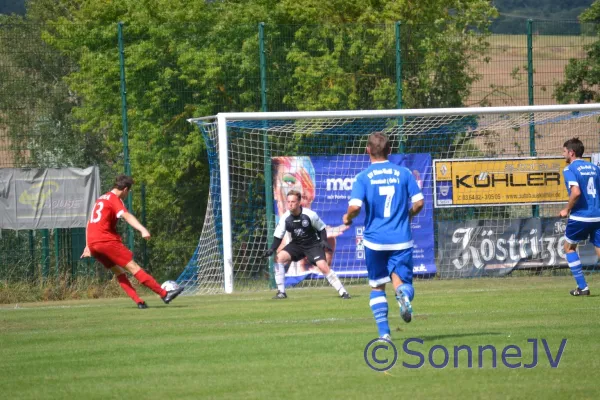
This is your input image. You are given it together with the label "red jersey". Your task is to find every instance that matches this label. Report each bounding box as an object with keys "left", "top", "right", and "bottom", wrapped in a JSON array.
[{"left": 86, "top": 191, "right": 128, "bottom": 244}]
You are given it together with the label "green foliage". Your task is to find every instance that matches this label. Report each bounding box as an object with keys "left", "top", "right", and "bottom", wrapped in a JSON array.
[
  {"left": 264, "top": 0, "right": 498, "bottom": 110},
  {"left": 1, "top": 0, "right": 498, "bottom": 280},
  {"left": 0, "top": 275, "right": 127, "bottom": 304},
  {"left": 0, "top": 13, "right": 100, "bottom": 168},
  {"left": 23, "top": 1, "right": 211, "bottom": 271}
]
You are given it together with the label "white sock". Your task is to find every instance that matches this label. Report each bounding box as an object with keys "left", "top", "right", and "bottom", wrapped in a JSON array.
[
  {"left": 274, "top": 263, "right": 286, "bottom": 293},
  {"left": 326, "top": 270, "right": 346, "bottom": 295}
]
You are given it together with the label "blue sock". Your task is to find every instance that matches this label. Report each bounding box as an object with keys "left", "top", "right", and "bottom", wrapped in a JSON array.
[
  {"left": 397, "top": 283, "right": 415, "bottom": 301},
  {"left": 566, "top": 252, "right": 588, "bottom": 289},
  {"left": 369, "top": 291, "right": 390, "bottom": 337}
]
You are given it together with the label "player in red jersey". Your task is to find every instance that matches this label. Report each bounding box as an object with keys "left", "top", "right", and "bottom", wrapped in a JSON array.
[{"left": 81, "top": 175, "right": 183, "bottom": 308}]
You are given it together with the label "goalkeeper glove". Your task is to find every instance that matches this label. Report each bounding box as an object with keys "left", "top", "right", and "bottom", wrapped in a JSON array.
[
  {"left": 262, "top": 249, "right": 275, "bottom": 258},
  {"left": 320, "top": 241, "right": 333, "bottom": 252}
]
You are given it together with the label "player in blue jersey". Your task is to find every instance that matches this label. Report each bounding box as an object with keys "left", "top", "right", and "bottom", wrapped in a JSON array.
[
  {"left": 560, "top": 137, "right": 600, "bottom": 296},
  {"left": 342, "top": 132, "right": 424, "bottom": 339}
]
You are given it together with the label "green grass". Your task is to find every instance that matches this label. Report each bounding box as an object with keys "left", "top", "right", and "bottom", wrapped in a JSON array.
[{"left": 1, "top": 276, "right": 599, "bottom": 400}]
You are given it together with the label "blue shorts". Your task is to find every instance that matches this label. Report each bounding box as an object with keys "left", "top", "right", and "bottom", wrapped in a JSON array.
[
  {"left": 565, "top": 219, "right": 600, "bottom": 247},
  {"left": 365, "top": 247, "right": 413, "bottom": 288}
]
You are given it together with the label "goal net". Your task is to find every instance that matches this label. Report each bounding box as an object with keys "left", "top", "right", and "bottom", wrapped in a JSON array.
[{"left": 180, "top": 105, "right": 600, "bottom": 294}]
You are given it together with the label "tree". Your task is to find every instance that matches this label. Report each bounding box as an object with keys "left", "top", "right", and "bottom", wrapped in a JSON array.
[
  {"left": 269, "top": 0, "right": 497, "bottom": 110},
  {"left": 41, "top": 0, "right": 213, "bottom": 275},
  {"left": 0, "top": 11, "right": 102, "bottom": 169},
  {"left": 3, "top": 0, "right": 498, "bottom": 279}
]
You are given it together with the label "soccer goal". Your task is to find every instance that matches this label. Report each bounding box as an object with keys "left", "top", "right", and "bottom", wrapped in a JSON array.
[{"left": 180, "top": 104, "right": 600, "bottom": 294}]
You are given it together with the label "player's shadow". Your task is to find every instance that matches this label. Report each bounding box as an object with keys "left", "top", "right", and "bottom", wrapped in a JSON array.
[{"left": 394, "top": 331, "right": 503, "bottom": 341}]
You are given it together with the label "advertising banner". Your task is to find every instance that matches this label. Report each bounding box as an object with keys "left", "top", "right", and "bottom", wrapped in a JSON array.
[
  {"left": 272, "top": 154, "right": 435, "bottom": 285},
  {"left": 434, "top": 157, "right": 591, "bottom": 207},
  {"left": 437, "top": 217, "right": 597, "bottom": 278},
  {"left": 0, "top": 167, "right": 100, "bottom": 229}
]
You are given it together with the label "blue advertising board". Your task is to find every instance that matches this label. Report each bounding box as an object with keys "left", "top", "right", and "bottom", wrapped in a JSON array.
[{"left": 271, "top": 154, "right": 436, "bottom": 285}]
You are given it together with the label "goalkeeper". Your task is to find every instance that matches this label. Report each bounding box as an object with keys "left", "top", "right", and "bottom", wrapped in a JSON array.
[{"left": 263, "top": 190, "right": 350, "bottom": 300}]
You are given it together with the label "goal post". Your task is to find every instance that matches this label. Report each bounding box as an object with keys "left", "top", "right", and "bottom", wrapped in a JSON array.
[
  {"left": 182, "top": 104, "right": 600, "bottom": 294},
  {"left": 217, "top": 114, "right": 234, "bottom": 294}
]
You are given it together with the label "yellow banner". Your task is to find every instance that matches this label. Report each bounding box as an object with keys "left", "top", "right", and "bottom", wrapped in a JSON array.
[{"left": 433, "top": 157, "right": 590, "bottom": 207}]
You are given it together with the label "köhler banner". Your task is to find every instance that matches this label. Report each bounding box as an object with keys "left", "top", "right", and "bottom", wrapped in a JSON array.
[
  {"left": 272, "top": 154, "right": 435, "bottom": 285},
  {"left": 437, "top": 217, "right": 597, "bottom": 278},
  {"left": 0, "top": 167, "right": 100, "bottom": 230},
  {"left": 433, "top": 156, "right": 591, "bottom": 207}
]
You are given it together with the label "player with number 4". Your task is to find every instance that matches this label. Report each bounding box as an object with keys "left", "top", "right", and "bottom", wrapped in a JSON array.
[
  {"left": 81, "top": 175, "right": 184, "bottom": 308},
  {"left": 560, "top": 138, "right": 600, "bottom": 296},
  {"left": 343, "top": 132, "right": 424, "bottom": 340}
]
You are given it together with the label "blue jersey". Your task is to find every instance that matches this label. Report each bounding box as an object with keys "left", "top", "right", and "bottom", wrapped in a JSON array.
[
  {"left": 349, "top": 160, "right": 423, "bottom": 250},
  {"left": 563, "top": 159, "right": 600, "bottom": 221}
]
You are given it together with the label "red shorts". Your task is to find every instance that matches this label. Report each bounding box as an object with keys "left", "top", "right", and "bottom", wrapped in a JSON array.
[{"left": 89, "top": 241, "right": 134, "bottom": 269}]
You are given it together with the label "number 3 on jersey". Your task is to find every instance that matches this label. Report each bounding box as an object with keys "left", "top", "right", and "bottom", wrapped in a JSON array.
[
  {"left": 379, "top": 186, "right": 395, "bottom": 217},
  {"left": 587, "top": 177, "right": 597, "bottom": 198},
  {"left": 90, "top": 201, "right": 104, "bottom": 223}
]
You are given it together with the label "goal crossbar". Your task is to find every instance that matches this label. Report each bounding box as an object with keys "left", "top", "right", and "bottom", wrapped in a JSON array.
[
  {"left": 188, "top": 103, "right": 600, "bottom": 123},
  {"left": 184, "top": 103, "right": 600, "bottom": 294}
]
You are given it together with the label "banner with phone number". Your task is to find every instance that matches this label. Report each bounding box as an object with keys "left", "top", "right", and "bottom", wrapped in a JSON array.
[{"left": 434, "top": 156, "right": 592, "bottom": 207}]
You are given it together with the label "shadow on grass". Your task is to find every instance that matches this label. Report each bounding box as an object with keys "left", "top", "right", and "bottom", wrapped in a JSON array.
[{"left": 393, "top": 330, "right": 503, "bottom": 342}]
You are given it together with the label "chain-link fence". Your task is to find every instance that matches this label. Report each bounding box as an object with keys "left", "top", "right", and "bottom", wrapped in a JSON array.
[{"left": 1, "top": 19, "right": 598, "bottom": 285}]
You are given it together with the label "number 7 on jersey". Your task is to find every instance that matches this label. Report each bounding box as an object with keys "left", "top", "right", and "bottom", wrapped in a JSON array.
[{"left": 379, "top": 185, "right": 395, "bottom": 218}]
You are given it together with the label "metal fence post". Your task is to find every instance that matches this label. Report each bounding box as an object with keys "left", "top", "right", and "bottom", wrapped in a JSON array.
[
  {"left": 41, "top": 229, "right": 50, "bottom": 279},
  {"left": 141, "top": 183, "right": 148, "bottom": 270},
  {"left": 259, "top": 22, "right": 276, "bottom": 289},
  {"left": 527, "top": 19, "right": 539, "bottom": 218},
  {"left": 118, "top": 22, "right": 135, "bottom": 249},
  {"left": 54, "top": 229, "right": 60, "bottom": 279},
  {"left": 396, "top": 21, "right": 405, "bottom": 153}
]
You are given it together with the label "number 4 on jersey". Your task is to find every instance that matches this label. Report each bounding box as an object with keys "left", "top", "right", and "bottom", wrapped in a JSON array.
[{"left": 587, "top": 177, "right": 597, "bottom": 198}]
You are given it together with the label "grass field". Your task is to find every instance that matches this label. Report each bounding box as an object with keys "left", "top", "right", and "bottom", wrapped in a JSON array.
[{"left": 1, "top": 276, "right": 599, "bottom": 400}]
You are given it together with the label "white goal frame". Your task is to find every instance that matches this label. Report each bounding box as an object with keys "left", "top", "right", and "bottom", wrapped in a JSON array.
[{"left": 189, "top": 103, "right": 600, "bottom": 293}]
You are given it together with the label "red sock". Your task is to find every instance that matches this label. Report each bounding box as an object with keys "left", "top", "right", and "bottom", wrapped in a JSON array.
[
  {"left": 116, "top": 274, "right": 143, "bottom": 304},
  {"left": 134, "top": 269, "right": 167, "bottom": 297}
]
